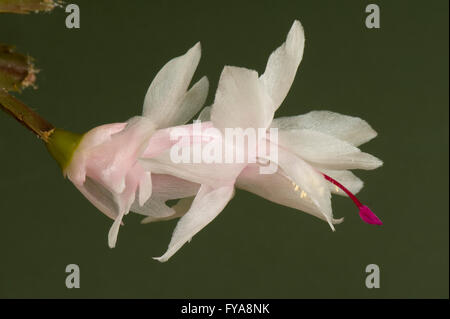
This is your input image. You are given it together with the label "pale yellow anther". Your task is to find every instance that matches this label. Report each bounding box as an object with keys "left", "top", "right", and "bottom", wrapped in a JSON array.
[
  {"left": 294, "top": 185, "right": 299, "bottom": 191},
  {"left": 300, "top": 191, "right": 307, "bottom": 198}
]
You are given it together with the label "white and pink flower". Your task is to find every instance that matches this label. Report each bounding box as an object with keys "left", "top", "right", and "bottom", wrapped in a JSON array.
[{"left": 64, "top": 20, "right": 383, "bottom": 262}]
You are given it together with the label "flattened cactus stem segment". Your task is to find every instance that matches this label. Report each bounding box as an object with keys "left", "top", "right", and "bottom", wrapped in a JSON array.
[
  {"left": 0, "top": 0, "right": 60, "bottom": 14},
  {"left": 0, "top": 88, "right": 54, "bottom": 141},
  {"left": 0, "top": 89, "right": 83, "bottom": 171}
]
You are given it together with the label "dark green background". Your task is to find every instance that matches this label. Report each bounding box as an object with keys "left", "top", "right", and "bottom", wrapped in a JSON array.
[{"left": 0, "top": 0, "right": 448, "bottom": 298}]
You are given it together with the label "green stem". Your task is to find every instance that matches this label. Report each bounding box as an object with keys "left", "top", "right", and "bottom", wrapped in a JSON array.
[
  {"left": 0, "top": 0, "right": 60, "bottom": 14},
  {"left": 0, "top": 88, "right": 54, "bottom": 142},
  {"left": 0, "top": 89, "right": 84, "bottom": 171}
]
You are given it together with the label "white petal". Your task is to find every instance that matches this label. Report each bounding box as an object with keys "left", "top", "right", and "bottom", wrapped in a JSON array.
[
  {"left": 174, "top": 76, "right": 209, "bottom": 125},
  {"left": 108, "top": 211, "right": 125, "bottom": 248},
  {"left": 138, "top": 171, "right": 152, "bottom": 206},
  {"left": 142, "top": 42, "right": 207, "bottom": 128},
  {"left": 139, "top": 151, "right": 243, "bottom": 187},
  {"left": 133, "top": 198, "right": 175, "bottom": 220},
  {"left": 105, "top": 165, "right": 141, "bottom": 248},
  {"left": 150, "top": 174, "right": 200, "bottom": 199},
  {"left": 236, "top": 164, "right": 343, "bottom": 225},
  {"left": 154, "top": 185, "right": 234, "bottom": 262},
  {"left": 66, "top": 123, "right": 126, "bottom": 185},
  {"left": 275, "top": 147, "right": 335, "bottom": 229},
  {"left": 259, "top": 20, "right": 305, "bottom": 112},
  {"left": 320, "top": 169, "right": 364, "bottom": 196},
  {"left": 197, "top": 106, "right": 211, "bottom": 122},
  {"left": 140, "top": 197, "right": 195, "bottom": 224},
  {"left": 271, "top": 111, "right": 378, "bottom": 146},
  {"left": 86, "top": 116, "right": 156, "bottom": 195},
  {"left": 171, "top": 196, "right": 195, "bottom": 215},
  {"left": 75, "top": 177, "right": 120, "bottom": 220},
  {"left": 276, "top": 129, "right": 383, "bottom": 170},
  {"left": 131, "top": 174, "right": 199, "bottom": 218},
  {"left": 210, "top": 66, "right": 274, "bottom": 132}
]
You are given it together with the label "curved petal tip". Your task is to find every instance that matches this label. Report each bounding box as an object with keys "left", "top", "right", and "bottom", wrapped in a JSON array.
[{"left": 153, "top": 256, "right": 167, "bottom": 263}]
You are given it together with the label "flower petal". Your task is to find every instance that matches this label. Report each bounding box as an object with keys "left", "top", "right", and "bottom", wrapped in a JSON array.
[
  {"left": 131, "top": 174, "right": 199, "bottom": 218},
  {"left": 108, "top": 211, "right": 125, "bottom": 248},
  {"left": 259, "top": 20, "right": 305, "bottom": 113},
  {"left": 236, "top": 164, "right": 343, "bottom": 225},
  {"left": 75, "top": 177, "right": 120, "bottom": 220},
  {"left": 210, "top": 66, "right": 274, "bottom": 132},
  {"left": 140, "top": 196, "right": 195, "bottom": 224},
  {"left": 154, "top": 184, "right": 234, "bottom": 262},
  {"left": 197, "top": 106, "right": 211, "bottom": 122},
  {"left": 142, "top": 42, "right": 207, "bottom": 128},
  {"left": 106, "top": 165, "right": 142, "bottom": 248},
  {"left": 86, "top": 116, "right": 156, "bottom": 194},
  {"left": 320, "top": 169, "right": 364, "bottom": 196},
  {"left": 276, "top": 129, "right": 383, "bottom": 170},
  {"left": 66, "top": 123, "right": 126, "bottom": 185},
  {"left": 174, "top": 76, "right": 209, "bottom": 125},
  {"left": 150, "top": 173, "right": 200, "bottom": 199},
  {"left": 73, "top": 163, "right": 143, "bottom": 223},
  {"left": 271, "top": 111, "right": 378, "bottom": 147},
  {"left": 139, "top": 149, "right": 243, "bottom": 187},
  {"left": 138, "top": 171, "right": 152, "bottom": 206},
  {"left": 273, "top": 146, "right": 336, "bottom": 229},
  {"left": 133, "top": 198, "right": 175, "bottom": 221}
]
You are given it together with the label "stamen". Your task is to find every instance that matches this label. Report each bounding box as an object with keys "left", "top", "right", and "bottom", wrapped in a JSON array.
[
  {"left": 290, "top": 181, "right": 308, "bottom": 198},
  {"left": 321, "top": 173, "right": 382, "bottom": 225}
]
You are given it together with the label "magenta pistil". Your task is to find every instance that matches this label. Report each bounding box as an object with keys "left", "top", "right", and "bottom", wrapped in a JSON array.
[{"left": 322, "top": 173, "right": 383, "bottom": 225}]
